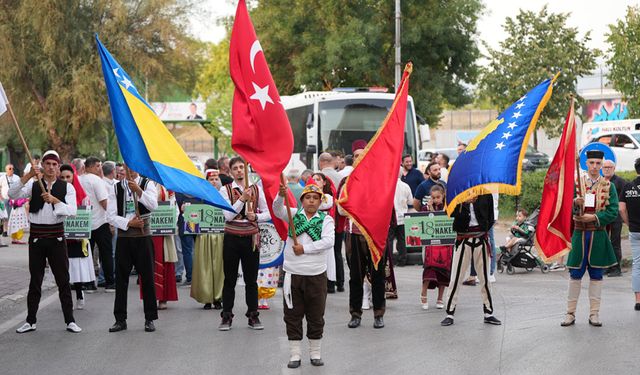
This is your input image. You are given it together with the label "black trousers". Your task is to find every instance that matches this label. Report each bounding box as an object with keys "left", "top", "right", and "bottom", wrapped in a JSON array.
[
  {"left": 222, "top": 234, "right": 259, "bottom": 316},
  {"left": 90, "top": 223, "right": 114, "bottom": 285},
  {"left": 114, "top": 236, "right": 157, "bottom": 322},
  {"left": 388, "top": 224, "right": 406, "bottom": 265},
  {"left": 346, "top": 233, "right": 386, "bottom": 318},
  {"left": 283, "top": 272, "right": 327, "bottom": 340},
  {"left": 334, "top": 231, "right": 345, "bottom": 288},
  {"left": 609, "top": 221, "right": 623, "bottom": 271},
  {"left": 27, "top": 237, "right": 74, "bottom": 324}
]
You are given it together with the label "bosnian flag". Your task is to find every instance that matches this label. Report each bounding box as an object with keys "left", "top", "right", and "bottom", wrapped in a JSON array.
[{"left": 0, "top": 81, "right": 8, "bottom": 116}]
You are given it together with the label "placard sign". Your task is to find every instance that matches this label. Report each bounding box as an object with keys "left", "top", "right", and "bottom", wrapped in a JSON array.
[
  {"left": 183, "top": 204, "right": 226, "bottom": 234},
  {"left": 150, "top": 202, "right": 177, "bottom": 235},
  {"left": 404, "top": 211, "right": 455, "bottom": 246},
  {"left": 64, "top": 205, "right": 92, "bottom": 239}
]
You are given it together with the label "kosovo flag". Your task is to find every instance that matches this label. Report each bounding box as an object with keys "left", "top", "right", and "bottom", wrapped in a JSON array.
[
  {"left": 96, "top": 36, "right": 233, "bottom": 212},
  {"left": 446, "top": 75, "right": 558, "bottom": 215}
]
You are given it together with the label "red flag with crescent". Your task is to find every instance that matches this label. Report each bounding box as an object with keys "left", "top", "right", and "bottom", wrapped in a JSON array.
[
  {"left": 229, "top": 0, "right": 295, "bottom": 239},
  {"left": 535, "top": 100, "right": 576, "bottom": 261}
]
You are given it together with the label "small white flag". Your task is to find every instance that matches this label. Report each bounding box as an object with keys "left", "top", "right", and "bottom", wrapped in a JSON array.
[{"left": 0, "top": 81, "right": 8, "bottom": 116}]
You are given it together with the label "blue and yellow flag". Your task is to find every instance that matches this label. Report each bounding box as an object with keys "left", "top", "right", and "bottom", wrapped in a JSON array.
[
  {"left": 446, "top": 75, "right": 558, "bottom": 215},
  {"left": 96, "top": 36, "right": 232, "bottom": 212}
]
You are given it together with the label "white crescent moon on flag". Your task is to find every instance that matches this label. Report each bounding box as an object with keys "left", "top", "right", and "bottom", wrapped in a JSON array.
[{"left": 250, "top": 40, "right": 263, "bottom": 74}]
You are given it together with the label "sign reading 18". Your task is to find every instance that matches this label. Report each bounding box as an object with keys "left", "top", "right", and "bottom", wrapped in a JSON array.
[
  {"left": 419, "top": 220, "right": 436, "bottom": 236},
  {"left": 198, "top": 207, "right": 222, "bottom": 225}
]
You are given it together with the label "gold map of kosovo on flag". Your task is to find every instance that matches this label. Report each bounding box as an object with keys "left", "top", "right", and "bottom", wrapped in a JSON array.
[{"left": 445, "top": 74, "right": 559, "bottom": 215}]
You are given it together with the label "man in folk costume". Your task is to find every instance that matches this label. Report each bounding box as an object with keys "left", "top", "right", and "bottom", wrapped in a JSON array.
[
  {"left": 337, "top": 139, "right": 387, "bottom": 329},
  {"left": 10, "top": 150, "right": 82, "bottom": 333},
  {"left": 218, "top": 156, "right": 271, "bottom": 331},
  {"left": 273, "top": 180, "right": 335, "bottom": 368},
  {"left": 107, "top": 166, "right": 159, "bottom": 333},
  {"left": 441, "top": 193, "right": 501, "bottom": 327},
  {"left": 561, "top": 150, "right": 619, "bottom": 327}
]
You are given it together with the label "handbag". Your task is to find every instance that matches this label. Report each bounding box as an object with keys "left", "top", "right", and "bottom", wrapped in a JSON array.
[{"left": 425, "top": 245, "right": 452, "bottom": 270}]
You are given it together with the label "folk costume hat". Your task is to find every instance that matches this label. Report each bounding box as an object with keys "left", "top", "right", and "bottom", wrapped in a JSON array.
[
  {"left": 586, "top": 150, "right": 605, "bottom": 159},
  {"left": 300, "top": 181, "right": 324, "bottom": 202},
  {"left": 352, "top": 139, "right": 367, "bottom": 153},
  {"left": 205, "top": 168, "right": 218, "bottom": 178},
  {"left": 42, "top": 150, "right": 61, "bottom": 164}
]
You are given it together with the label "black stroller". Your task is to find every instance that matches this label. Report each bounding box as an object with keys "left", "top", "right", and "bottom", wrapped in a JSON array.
[{"left": 497, "top": 208, "right": 550, "bottom": 275}]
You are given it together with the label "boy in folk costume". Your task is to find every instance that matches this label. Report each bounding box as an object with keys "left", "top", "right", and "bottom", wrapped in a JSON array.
[
  {"left": 561, "top": 150, "right": 618, "bottom": 327},
  {"left": 273, "top": 181, "right": 335, "bottom": 369}
]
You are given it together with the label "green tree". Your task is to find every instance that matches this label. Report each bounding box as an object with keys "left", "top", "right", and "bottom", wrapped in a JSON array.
[
  {"left": 246, "top": 0, "right": 483, "bottom": 127},
  {"left": 606, "top": 6, "right": 640, "bottom": 117},
  {"left": 0, "top": 0, "right": 203, "bottom": 162},
  {"left": 481, "top": 6, "right": 598, "bottom": 146}
]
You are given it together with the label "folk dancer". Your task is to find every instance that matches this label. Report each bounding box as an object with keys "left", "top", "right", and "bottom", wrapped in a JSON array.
[
  {"left": 107, "top": 166, "right": 158, "bottom": 332},
  {"left": 440, "top": 193, "right": 501, "bottom": 326},
  {"left": 561, "top": 150, "right": 619, "bottom": 327},
  {"left": 273, "top": 181, "right": 334, "bottom": 368},
  {"left": 10, "top": 150, "right": 82, "bottom": 333}
]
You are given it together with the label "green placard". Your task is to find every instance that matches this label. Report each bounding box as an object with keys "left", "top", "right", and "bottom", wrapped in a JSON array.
[
  {"left": 64, "top": 205, "right": 92, "bottom": 239},
  {"left": 183, "top": 204, "right": 225, "bottom": 234},
  {"left": 150, "top": 202, "right": 177, "bottom": 235},
  {"left": 404, "top": 211, "right": 455, "bottom": 246}
]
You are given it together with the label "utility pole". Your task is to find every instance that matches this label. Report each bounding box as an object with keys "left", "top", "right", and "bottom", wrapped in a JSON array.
[{"left": 395, "top": 0, "right": 401, "bottom": 92}]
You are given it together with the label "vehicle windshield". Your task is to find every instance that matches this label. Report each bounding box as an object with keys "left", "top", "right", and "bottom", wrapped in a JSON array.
[
  {"left": 318, "top": 98, "right": 416, "bottom": 158},
  {"left": 632, "top": 132, "right": 640, "bottom": 145}
]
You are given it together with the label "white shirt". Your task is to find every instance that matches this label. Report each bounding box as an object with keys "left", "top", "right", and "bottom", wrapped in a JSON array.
[
  {"left": 80, "top": 173, "right": 109, "bottom": 230},
  {"left": 273, "top": 195, "right": 335, "bottom": 276},
  {"left": 219, "top": 181, "right": 270, "bottom": 223},
  {"left": 469, "top": 203, "right": 479, "bottom": 227},
  {"left": 8, "top": 178, "right": 77, "bottom": 224},
  {"left": 107, "top": 177, "right": 158, "bottom": 231},
  {"left": 394, "top": 179, "right": 414, "bottom": 225},
  {"left": 0, "top": 173, "right": 20, "bottom": 199},
  {"left": 492, "top": 193, "right": 499, "bottom": 221},
  {"left": 338, "top": 166, "right": 353, "bottom": 180},
  {"left": 440, "top": 167, "right": 449, "bottom": 183},
  {"left": 321, "top": 167, "right": 342, "bottom": 188}
]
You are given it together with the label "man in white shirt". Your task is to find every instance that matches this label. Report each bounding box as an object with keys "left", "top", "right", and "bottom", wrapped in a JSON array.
[
  {"left": 107, "top": 166, "right": 158, "bottom": 333},
  {"left": 390, "top": 176, "right": 414, "bottom": 266},
  {"left": 318, "top": 152, "right": 341, "bottom": 187},
  {"left": 81, "top": 157, "right": 115, "bottom": 291},
  {"left": 1, "top": 163, "right": 20, "bottom": 239},
  {"left": 10, "top": 150, "right": 81, "bottom": 334}
]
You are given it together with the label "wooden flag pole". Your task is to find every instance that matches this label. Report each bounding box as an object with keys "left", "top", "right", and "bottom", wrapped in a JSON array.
[
  {"left": 570, "top": 96, "right": 584, "bottom": 216},
  {"left": 280, "top": 174, "right": 298, "bottom": 245},
  {"left": 4, "top": 98, "right": 47, "bottom": 193},
  {"left": 243, "top": 161, "right": 253, "bottom": 214},
  {"left": 124, "top": 164, "right": 144, "bottom": 234}
]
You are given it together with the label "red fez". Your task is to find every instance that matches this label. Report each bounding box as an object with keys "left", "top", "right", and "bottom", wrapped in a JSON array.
[{"left": 352, "top": 139, "right": 367, "bottom": 153}]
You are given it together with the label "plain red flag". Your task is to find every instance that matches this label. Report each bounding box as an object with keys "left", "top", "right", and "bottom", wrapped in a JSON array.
[
  {"left": 535, "top": 100, "right": 576, "bottom": 262},
  {"left": 337, "top": 64, "right": 413, "bottom": 269},
  {"left": 229, "top": 0, "right": 295, "bottom": 239}
]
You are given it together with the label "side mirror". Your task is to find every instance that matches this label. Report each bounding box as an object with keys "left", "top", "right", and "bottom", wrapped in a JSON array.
[{"left": 623, "top": 143, "right": 636, "bottom": 149}]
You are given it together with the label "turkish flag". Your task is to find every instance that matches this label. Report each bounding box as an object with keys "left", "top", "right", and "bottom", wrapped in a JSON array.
[
  {"left": 337, "top": 64, "right": 413, "bottom": 269},
  {"left": 229, "top": 0, "right": 295, "bottom": 239},
  {"left": 535, "top": 101, "right": 576, "bottom": 262}
]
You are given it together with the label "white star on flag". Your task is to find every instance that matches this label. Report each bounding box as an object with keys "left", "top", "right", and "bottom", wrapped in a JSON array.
[
  {"left": 502, "top": 132, "right": 512, "bottom": 140},
  {"left": 495, "top": 142, "right": 506, "bottom": 150},
  {"left": 512, "top": 111, "right": 522, "bottom": 119},
  {"left": 120, "top": 76, "right": 133, "bottom": 90},
  {"left": 515, "top": 102, "right": 525, "bottom": 109},
  {"left": 250, "top": 82, "right": 274, "bottom": 110},
  {"left": 518, "top": 95, "right": 527, "bottom": 102},
  {"left": 507, "top": 122, "right": 517, "bottom": 130}
]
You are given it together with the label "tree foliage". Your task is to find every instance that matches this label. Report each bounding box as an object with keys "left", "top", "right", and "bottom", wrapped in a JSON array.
[
  {"left": 606, "top": 6, "right": 640, "bottom": 117},
  {"left": 0, "top": 0, "right": 203, "bottom": 162},
  {"left": 246, "top": 0, "right": 483, "bottom": 126},
  {"left": 481, "top": 6, "right": 598, "bottom": 140}
]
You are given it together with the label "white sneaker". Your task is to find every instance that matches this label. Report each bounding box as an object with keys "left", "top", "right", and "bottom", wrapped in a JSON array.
[
  {"left": 489, "top": 274, "right": 496, "bottom": 283},
  {"left": 66, "top": 322, "right": 82, "bottom": 333},
  {"left": 436, "top": 301, "right": 445, "bottom": 309},
  {"left": 75, "top": 299, "right": 85, "bottom": 310},
  {"left": 16, "top": 322, "right": 36, "bottom": 334},
  {"left": 421, "top": 301, "right": 429, "bottom": 310}
]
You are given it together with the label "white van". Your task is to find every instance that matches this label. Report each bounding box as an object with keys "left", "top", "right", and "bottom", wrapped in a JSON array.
[{"left": 581, "top": 120, "right": 640, "bottom": 171}]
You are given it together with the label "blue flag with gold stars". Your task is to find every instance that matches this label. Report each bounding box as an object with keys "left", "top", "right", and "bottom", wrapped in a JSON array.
[{"left": 445, "top": 75, "right": 558, "bottom": 215}]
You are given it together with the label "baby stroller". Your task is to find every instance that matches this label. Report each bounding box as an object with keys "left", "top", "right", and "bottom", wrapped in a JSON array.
[{"left": 497, "top": 208, "right": 550, "bottom": 275}]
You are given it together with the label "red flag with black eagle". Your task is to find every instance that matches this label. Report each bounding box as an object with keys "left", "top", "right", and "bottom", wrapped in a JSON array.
[
  {"left": 535, "top": 100, "right": 576, "bottom": 261},
  {"left": 229, "top": 0, "right": 295, "bottom": 239},
  {"left": 337, "top": 64, "right": 413, "bottom": 269}
]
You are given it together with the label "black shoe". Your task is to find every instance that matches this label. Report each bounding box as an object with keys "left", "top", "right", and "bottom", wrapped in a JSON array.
[
  {"left": 213, "top": 301, "right": 223, "bottom": 310},
  {"left": 336, "top": 285, "right": 345, "bottom": 292},
  {"left": 348, "top": 317, "right": 361, "bottom": 328},
  {"left": 218, "top": 314, "right": 233, "bottom": 331},
  {"left": 310, "top": 358, "right": 324, "bottom": 366},
  {"left": 396, "top": 262, "right": 406, "bottom": 267},
  {"left": 97, "top": 282, "right": 107, "bottom": 288},
  {"left": 373, "top": 316, "right": 384, "bottom": 329},
  {"left": 441, "top": 317, "right": 454, "bottom": 326},
  {"left": 287, "top": 360, "right": 301, "bottom": 369},
  {"left": 248, "top": 315, "right": 264, "bottom": 330},
  {"left": 634, "top": 303, "right": 640, "bottom": 311},
  {"left": 484, "top": 316, "right": 502, "bottom": 325},
  {"left": 327, "top": 287, "right": 336, "bottom": 294},
  {"left": 175, "top": 276, "right": 182, "bottom": 283},
  {"left": 109, "top": 321, "right": 127, "bottom": 332},
  {"left": 144, "top": 320, "right": 155, "bottom": 332},
  {"left": 203, "top": 303, "right": 212, "bottom": 310},
  {"left": 608, "top": 269, "right": 622, "bottom": 277}
]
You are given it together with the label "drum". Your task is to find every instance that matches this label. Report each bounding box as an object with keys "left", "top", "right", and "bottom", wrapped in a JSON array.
[{"left": 258, "top": 222, "right": 285, "bottom": 269}]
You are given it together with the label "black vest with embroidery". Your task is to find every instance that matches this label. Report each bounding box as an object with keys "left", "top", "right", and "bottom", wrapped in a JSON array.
[
  {"left": 115, "top": 177, "right": 151, "bottom": 216},
  {"left": 29, "top": 179, "right": 67, "bottom": 213}
]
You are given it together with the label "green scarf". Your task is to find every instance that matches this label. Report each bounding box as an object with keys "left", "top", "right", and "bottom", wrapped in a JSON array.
[{"left": 289, "top": 210, "right": 326, "bottom": 241}]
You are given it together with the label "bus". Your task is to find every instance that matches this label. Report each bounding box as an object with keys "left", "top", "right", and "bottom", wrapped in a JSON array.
[{"left": 281, "top": 89, "right": 422, "bottom": 172}]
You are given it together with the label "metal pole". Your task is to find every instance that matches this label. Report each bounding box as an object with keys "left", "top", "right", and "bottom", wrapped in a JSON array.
[{"left": 394, "top": 0, "right": 401, "bottom": 92}]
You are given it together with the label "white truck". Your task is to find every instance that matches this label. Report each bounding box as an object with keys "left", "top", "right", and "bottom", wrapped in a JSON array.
[{"left": 580, "top": 119, "right": 640, "bottom": 171}]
